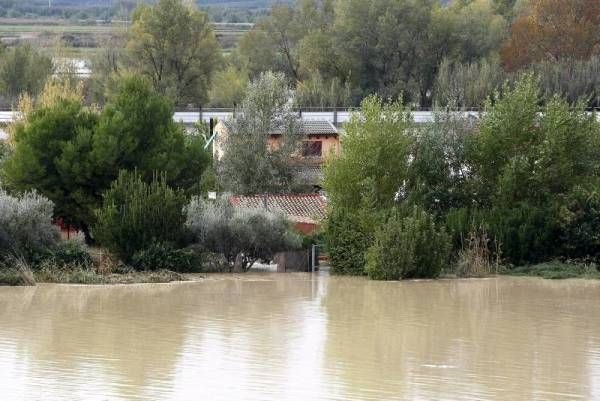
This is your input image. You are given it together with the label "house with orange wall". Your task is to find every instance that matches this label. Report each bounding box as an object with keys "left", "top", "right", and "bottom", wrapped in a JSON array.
[{"left": 213, "top": 119, "right": 341, "bottom": 188}]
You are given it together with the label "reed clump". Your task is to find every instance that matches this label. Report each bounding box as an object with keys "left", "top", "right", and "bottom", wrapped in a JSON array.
[{"left": 455, "top": 226, "right": 501, "bottom": 277}]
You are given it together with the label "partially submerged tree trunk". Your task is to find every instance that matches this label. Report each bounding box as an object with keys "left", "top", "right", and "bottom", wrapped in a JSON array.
[
  {"left": 233, "top": 253, "right": 245, "bottom": 273},
  {"left": 232, "top": 253, "right": 257, "bottom": 272}
]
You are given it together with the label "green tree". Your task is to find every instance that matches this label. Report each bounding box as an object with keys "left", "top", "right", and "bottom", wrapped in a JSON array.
[
  {"left": 186, "top": 195, "right": 301, "bottom": 272},
  {"left": 433, "top": 57, "right": 506, "bottom": 109},
  {"left": 530, "top": 57, "right": 600, "bottom": 108},
  {"left": 87, "top": 34, "right": 127, "bottom": 105},
  {"left": 324, "top": 95, "right": 413, "bottom": 211},
  {"left": 365, "top": 207, "right": 451, "bottom": 280},
  {"left": 3, "top": 75, "right": 210, "bottom": 241},
  {"left": 217, "top": 72, "right": 301, "bottom": 194},
  {"left": 473, "top": 75, "right": 600, "bottom": 262},
  {"left": 94, "top": 170, "right": 188, "bottom": 263},
  {"left": 237, "top": 0, "right": 335, "bottom": 81},
  {"left": 92, "top": 75, "right": 210, "bottom": 191},
  {"left": 208, "top": 65, "right": 248, "bottom": 108},
  {"left": 2, "top": 99, "right": 99, "bottom": 237},
  {"left": 128, "top": 0, "right": 222, "bottom": 105},
  {"left": 325, "top": 207, "right": 378, "bottom": 275},
  {"left": 0, "top": 44, "right": 53, "bottom": 104},
  {"left": 406, "top": 110, "right": 477, "bottom": 214},
  {"left": 295, "top": 72, "right": 352, "bottom": 108}
]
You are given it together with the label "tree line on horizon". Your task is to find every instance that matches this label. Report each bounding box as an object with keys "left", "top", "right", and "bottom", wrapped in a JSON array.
[{"left": 2, "top": 0, "right": 600, "bottom": 110}]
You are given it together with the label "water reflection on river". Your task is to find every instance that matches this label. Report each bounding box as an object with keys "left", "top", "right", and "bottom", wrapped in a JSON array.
[{"left": 0, "top": 274, "right": 599, "bottom": 400}]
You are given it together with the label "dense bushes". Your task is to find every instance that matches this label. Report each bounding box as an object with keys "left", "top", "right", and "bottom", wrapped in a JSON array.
[
  {"left": 186, "top": 196, "right": 300, "bottom": 272},
  {"left": 556, "top": 186, "right": 600, "bottom": 259},
  {"left": 325, "top": 208, "right": 375, "bottom": 275},
  {"left": 0, "top": 190, "right": 96, "bottom": 285},
  {"left": 131, "top": 242, "right": 198, "bottom": 272},
  {"left": 325, "top": 75, "right": 600, "bottom": 280},
  {"left": 2, "top": 76, "right": 211, "bottom": 240},
  {"left": 94, "top": 170, "right": 188, "bottom": 265},
  {"left": 366, "top": 208, "right": 450, "bottom": 280}
]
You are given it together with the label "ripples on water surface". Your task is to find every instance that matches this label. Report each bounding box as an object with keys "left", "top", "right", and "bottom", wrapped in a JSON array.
[{"left": 0, "top": 274, "right": 599, "bottom": 400}]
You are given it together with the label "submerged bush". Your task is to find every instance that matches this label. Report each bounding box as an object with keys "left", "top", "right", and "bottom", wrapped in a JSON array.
[
  {"left": 0, "top": 190, "right": 60, "bottom": 256},
  {"left": 131, "top": 242, "right": 198, "bottom": 272},
  {"left": 325, "top": 208, "right": 375, "bottom": 275},
  {"left": 366, "top": 208, "right": 451, "bottom": 280},
  {"left": 94, "top": 170, "right": 188, "bottom": 264},
  {"left": 0, "top": 255, "right": 36, "bottom": 286},
  {"left": 24, "top": 240, "right": 94, "bottom": 270},
  {"left": 557, "top": 186, "right": 600, "bottom": 259},
  {"left": 186, "top": 196, "right": 300, "bottom": 272}
]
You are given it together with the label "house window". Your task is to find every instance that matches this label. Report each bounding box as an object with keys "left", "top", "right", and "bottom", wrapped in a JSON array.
[{"left": 302, "top": 141, "right": 322, "bottom": 157}]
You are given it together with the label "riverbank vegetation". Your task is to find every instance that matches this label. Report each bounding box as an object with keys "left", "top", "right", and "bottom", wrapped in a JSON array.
[
  {"left": 324, "top": 75, "right": 600, "bottom": 280},
  {"left": 2, "top": 0, "right": 600, "bottom": 284},
  {"left": 505, "top": 261, "right": 600, "bottom": 280},
  {"left": 0, "top": 72, "right": 304, "bottom": 286}
]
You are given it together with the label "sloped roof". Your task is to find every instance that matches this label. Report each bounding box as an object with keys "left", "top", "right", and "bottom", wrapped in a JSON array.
[
  {"left": 219, "top": 119, "right": 338, "bottom": 136},
  {"left": 230, "top": 194, "right": 328, "bottom": 224},
  {"left": 271, "top": 120, "right": 338, "bottom": 135}
]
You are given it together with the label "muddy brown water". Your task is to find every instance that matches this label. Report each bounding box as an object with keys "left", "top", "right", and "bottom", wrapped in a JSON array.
[{"left": 0, "top": 274, "right": 599, "bottom": 400}]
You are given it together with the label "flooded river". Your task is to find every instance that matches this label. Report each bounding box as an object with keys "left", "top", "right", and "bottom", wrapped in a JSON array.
[{"left": 0, "top": 274, "right": 599, "bottom": 400}]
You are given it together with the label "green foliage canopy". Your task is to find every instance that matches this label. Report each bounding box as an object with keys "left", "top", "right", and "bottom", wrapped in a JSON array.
[
  {"left": 94, "top": 170, "right": 188, "bottom": 263},
  {"left": 128, "top": 0, "right": 222, "bottom": 105},
  {"left": 2, "top": 75, "right": 210, "bottom": 237}
]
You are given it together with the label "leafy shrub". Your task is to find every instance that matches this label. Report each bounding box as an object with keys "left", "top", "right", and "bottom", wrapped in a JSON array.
[
  {"left": 48, "top": 241, "right": 94, "bottom": 268},
  {"left": 0, "top": 190, "right": 60, "bottom": 256},
  {"left": 25, "top": 240, "right": 94, "bottom": 270},
  {"left": 94, "top": 170, "right": 188, "bottom": 263},
  {"left": 131, "top": 242, "right": 199, "bottom": 272},
  {"left": 557, "top": 186, "right": 600, "bottom": 259},
  {"left": 325, "top": 208, "right": 375, "bottom": 275},
  {"left": 483, "top": 203, "right": 555, "bottom": 265},
  {"left": 366, "top": 208, "right": 451, "bottom": 280},
  {"left": 186, "top": 196, "right": 301, "bottom": 271},
  {"left": 0, "top": 140, "right": 9, "bottom": 162}
]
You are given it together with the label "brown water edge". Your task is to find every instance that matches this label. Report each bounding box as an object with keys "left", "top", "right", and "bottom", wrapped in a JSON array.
[{"left": 0, "top": 274, "right": 599, "bottom": 400}]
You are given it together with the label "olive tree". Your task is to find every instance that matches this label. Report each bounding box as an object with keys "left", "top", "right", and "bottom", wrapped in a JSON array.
[
  {"left": 217, "top": 72, "right": 301, "bottom": 194},
  {"left": 186, "top": 196, "right": 301, "bottom": 272}
]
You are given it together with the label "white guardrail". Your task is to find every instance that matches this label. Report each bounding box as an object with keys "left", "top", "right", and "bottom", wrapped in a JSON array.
[
  {"left": 0, "top": 110, "right": 483, "bottom": 125},
  {"left": 0, "top": 110, "right": 485, "bottom": 140}
]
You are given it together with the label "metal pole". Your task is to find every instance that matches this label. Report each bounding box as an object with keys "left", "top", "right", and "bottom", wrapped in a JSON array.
[{"left": 311, "top": 245, "right": 316, "bottom": 273}]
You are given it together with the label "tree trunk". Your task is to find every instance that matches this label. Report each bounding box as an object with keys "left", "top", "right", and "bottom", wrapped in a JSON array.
[
  {"left": 80, "top": 223, "right": 94, "bottom": 245},
  {"left": 233, "top": 253, "right": 245, "bottom": 273}
]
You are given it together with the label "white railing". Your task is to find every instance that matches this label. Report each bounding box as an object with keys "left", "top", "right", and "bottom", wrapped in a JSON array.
[{"left": 1, "top": 110, "right": 481, "bottom": 125}]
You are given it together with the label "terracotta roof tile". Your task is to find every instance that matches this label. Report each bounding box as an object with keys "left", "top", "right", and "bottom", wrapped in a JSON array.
[
  {"left": 230, "top": 194, "right": 328, "bottom": 224},
  {"left": 222, "top": 119, "right": 338, "bottom": 136}
]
